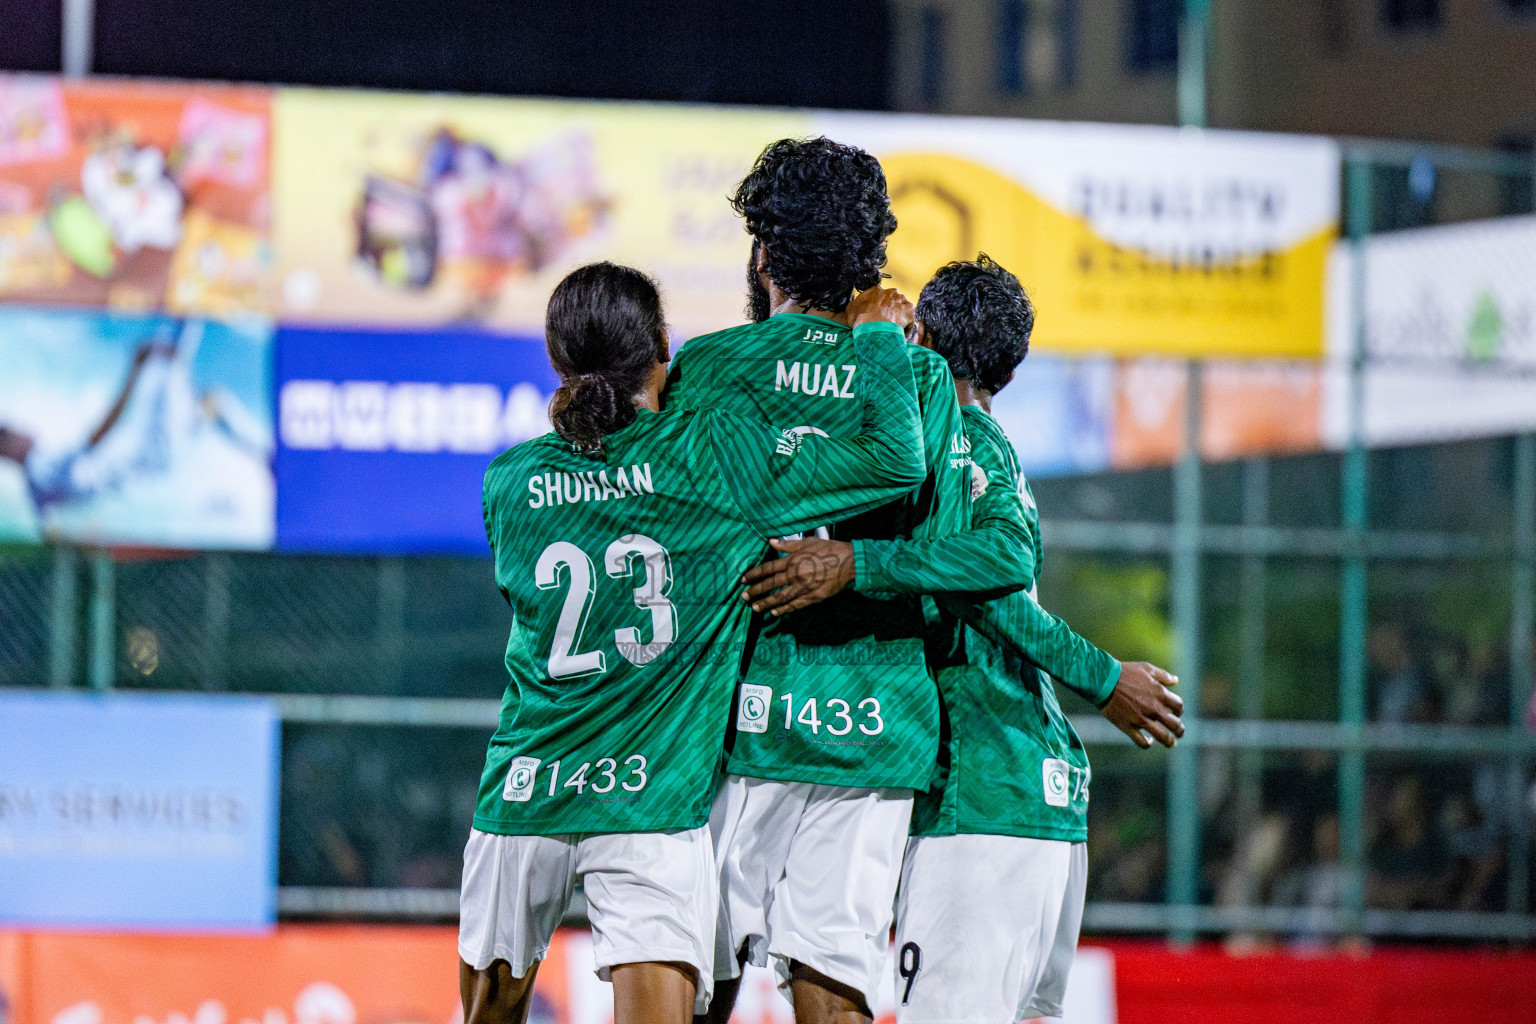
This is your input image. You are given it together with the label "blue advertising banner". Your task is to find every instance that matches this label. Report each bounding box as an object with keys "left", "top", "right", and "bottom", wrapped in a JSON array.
[
  {"left": 0, "top": 307, "right": 274, "bottom": 549},
  {"left": 274, "top": 324, "right": 559, "bottom": 553},
  {"left": 991, "top": 354, "right": 1113, "bottom": 480},
  {"left": 0, "top": 692, "right": 279, "bottom": 930}
]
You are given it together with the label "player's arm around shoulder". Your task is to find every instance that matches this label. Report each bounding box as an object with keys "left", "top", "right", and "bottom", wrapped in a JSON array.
[{"left": 700, "top": 288, "right": 925, "bottom": 537}]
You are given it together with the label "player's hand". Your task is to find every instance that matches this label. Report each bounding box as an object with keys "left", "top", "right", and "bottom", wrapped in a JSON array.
[
  {"left": 1100, "top": 662, "right": 1184, "bottom": 749},
  {"left": 740, "top": 538, "right": 855, "bottom": 616},
  {"left": 842, "top": 284, "right": 915, "bottom": 330}
]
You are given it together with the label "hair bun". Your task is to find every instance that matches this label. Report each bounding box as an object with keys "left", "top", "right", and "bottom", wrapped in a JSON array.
[{"left": 551, "top": 372, "right": 620, "bottom": 454}]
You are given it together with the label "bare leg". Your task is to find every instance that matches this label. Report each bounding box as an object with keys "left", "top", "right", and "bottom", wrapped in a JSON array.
[
  {"left": 460, "top": 958, "right": 539, "bottom": 1024},
  {"left": 788, "top": 961, "right": 871, "bottom": 1024},
  {"left": 611, "top": 961, "right": 698, "bottom": 1024}
]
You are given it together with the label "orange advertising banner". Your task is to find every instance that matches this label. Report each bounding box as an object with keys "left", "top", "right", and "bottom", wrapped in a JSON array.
[
  {"left": 0, "top": 75, "right": 272, "bottom": 316},
  {"left": 2, "top": 926, "right": 573, "bottom": 1024},
  {"left": 1111, "top": 358, "right": 1324, "bottom": 469}
]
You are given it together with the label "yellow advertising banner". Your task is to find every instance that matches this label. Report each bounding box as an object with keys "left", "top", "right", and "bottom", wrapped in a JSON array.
[
  {"left": 273, "top": 88, "right": 807, "bottom": 338},
  {"left": 273, "top": 92, "right": 1337, "bottom": 356},
  {"left": 820, "top": 113, "right": 1339, "bottom": 360}
]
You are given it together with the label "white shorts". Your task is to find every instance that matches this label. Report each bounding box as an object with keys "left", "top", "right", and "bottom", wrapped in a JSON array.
[
  {"left": 709, "top": 774, "right": 913, "bottom": 1011},
  {"left": 457, "top": 826, "right": 717, "bottom": 1012},
  {"left": 894, "top": 834, "right": 1086, "bottom": 1024}
]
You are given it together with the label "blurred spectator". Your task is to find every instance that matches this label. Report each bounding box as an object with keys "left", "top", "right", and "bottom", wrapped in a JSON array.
[
  {"left": 1440, "top": 788, "right": 1504, "bottom": 911},
  {"left": 1216, "top": 811, "right": 1291, "bottom": 910},
  {"left": 1370, "top": 624, "right": 1430, "bottom": 723},
  {"left": 1273, "top": 813, "right": 1346, "bottom": 945},
  {"left": 1368, "top": 775, "right": 1443, "bottom": 910}
]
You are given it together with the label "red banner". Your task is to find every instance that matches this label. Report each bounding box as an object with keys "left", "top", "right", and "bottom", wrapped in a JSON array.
[
  {"left": 1103, "top": 939, "right": 1536, "bottom": 1024},
  {"left": 3, "top": 928, "right": 1534, "bottom": 1024}
]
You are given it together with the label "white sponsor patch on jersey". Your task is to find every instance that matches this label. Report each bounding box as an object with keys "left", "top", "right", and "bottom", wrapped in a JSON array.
[
  {"left": 737, "top": 684, "right": 774, "bottom": 733},
  {"left": 1042, "top": 757, "right": 1071, "bottom": 807},
  {"left": 503, "top": 756, "right": 542, "bottom": 802}
]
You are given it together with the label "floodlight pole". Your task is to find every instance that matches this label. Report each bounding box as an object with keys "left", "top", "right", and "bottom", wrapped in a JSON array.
[{"left": 62, "top": 0, "right": 94, "bottom": 77}]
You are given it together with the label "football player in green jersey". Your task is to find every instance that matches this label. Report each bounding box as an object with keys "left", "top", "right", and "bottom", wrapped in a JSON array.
[
  {"left": 459, "top": 262, "right": 926, "bottom": 1024},
  {"left": 670, "top": 141, "right": 1032, "bottom": 1024},
  {"left": 739, "top": 256, "right": 1184, "bottom": 1024}
]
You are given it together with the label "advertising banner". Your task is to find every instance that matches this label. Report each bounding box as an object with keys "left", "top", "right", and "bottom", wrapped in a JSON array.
[
  {"left": 818, "top": 114, "right": 1339, "bottom": 360},
  {"left": 274, "top": 324, "right": 558, "bottom": 553},
  {"left": 0, "top": 306, "right": 274, "bottom": 548},
  {"left": 0, "top": 75, "right": 272, "bottom": 316},
  {"left": 1109, "top": 357, "right": 1324, "bottom": 470},
  {"left": 271, "top": 88, "right": 1337, "bottom": 358},
  {"left": 272, "top": 89, "right": 807, "bottom": 339},
  {"left": 9, "top": 928, "right": 1535, "bottom": 1024},
  {"left": 0, "top": 927, "right": 1116, "bottom": 1024},
  {"left": 0, "top": 693, "right": 278, "bottom": 930},
  {"left": 990, "top": 354, "right": 1114, "bottom": 479},
  {"left": 1323, "top": 215, "right": 1536, "bottom": 449}
]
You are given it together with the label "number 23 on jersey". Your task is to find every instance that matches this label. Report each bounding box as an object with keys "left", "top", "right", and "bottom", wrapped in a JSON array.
[{"left": 535, "top": 534, "right": 676, "bottom": 678}]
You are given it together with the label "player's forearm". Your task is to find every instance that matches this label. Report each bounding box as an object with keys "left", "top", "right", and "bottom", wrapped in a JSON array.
[
  {"left": 849, "top": 521, "right": 1032, "bottom": 599},
  {"left": 948, "top": 590, "right": 1120, "bottom": 707}
]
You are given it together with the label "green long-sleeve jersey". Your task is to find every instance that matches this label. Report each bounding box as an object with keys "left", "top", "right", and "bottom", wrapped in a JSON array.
[
  {"left": 861, "top": 405, "right": 1119, "bottom": 842},
  {"left": 667, "top": 314, "right": 1030, "bottom": 789},
  {"left": 472, "top": 321, "right": 924, "bottom": 837}
]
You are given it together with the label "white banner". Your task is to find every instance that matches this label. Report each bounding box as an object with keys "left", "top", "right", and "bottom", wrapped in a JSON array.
[{"left": 1323, "top": 214, "right": 1536, "bottom": 448}]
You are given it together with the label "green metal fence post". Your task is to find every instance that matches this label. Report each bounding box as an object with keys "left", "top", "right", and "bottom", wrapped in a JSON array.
[
  {"left": 1235, "top": 458, "right": 1269, "bottom": 842},
  {"left": 1339, "top": 159, "right": 1373, "bottom": 934},
  {"left": 1178, "top": 0, "right": 1212, "bottom": 129},
  {"left": 1168, "top": 360, "right": 1205, "bottom": 939},
  {"left": 49, "top": 545, "right": 78, "bottom": 689},
  {"left": 1510, "top": 433, "right": 1535, "bottom": 914},
  {"left": 87, "top": 550, "right": 115, "bottom": 691}
]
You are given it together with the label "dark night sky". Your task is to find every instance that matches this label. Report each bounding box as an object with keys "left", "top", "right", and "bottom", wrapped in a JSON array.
[{"left": 1, "top": 0, "right": 891, "bottom": 109}]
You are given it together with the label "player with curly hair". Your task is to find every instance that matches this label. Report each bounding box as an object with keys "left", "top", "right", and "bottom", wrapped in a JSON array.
[
  {"left": 668, "top": 142, "right": 1034, "bottom": 1024},
  {"left": 738, "top": 256, "right": 1184, "bottom": 1023}
]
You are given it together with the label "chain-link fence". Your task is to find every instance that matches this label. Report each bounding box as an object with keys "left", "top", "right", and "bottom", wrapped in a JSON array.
[{"left": 1, "top": 139, "right": 1533, "bottom": 940}]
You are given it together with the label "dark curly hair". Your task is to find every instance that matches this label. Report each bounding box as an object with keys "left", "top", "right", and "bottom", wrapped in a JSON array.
[
  {"left": 731, "top": 137, "right": 896, "bottom": 313},
  {"left": 915, "top": 254, "right": 1034, "bottom": 395},
  {"left": 545, "top": 262, "right": 667, "bottom": 455}
]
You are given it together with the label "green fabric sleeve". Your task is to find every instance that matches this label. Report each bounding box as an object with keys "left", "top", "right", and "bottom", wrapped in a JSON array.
[
  {"left": 947, "top": 590, "right": 1121, "bottom": 707},
  {"left": 848, "top": 422, "right": 1033, "bottom": 598},
  {"left": 707, "top": 320, "right": 926, "bottom": 537}
]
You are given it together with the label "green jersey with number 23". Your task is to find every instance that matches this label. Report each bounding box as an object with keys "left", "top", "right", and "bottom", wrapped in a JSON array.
[{"left": 472, "top": 320, "right": 923, "bottom": 836}]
